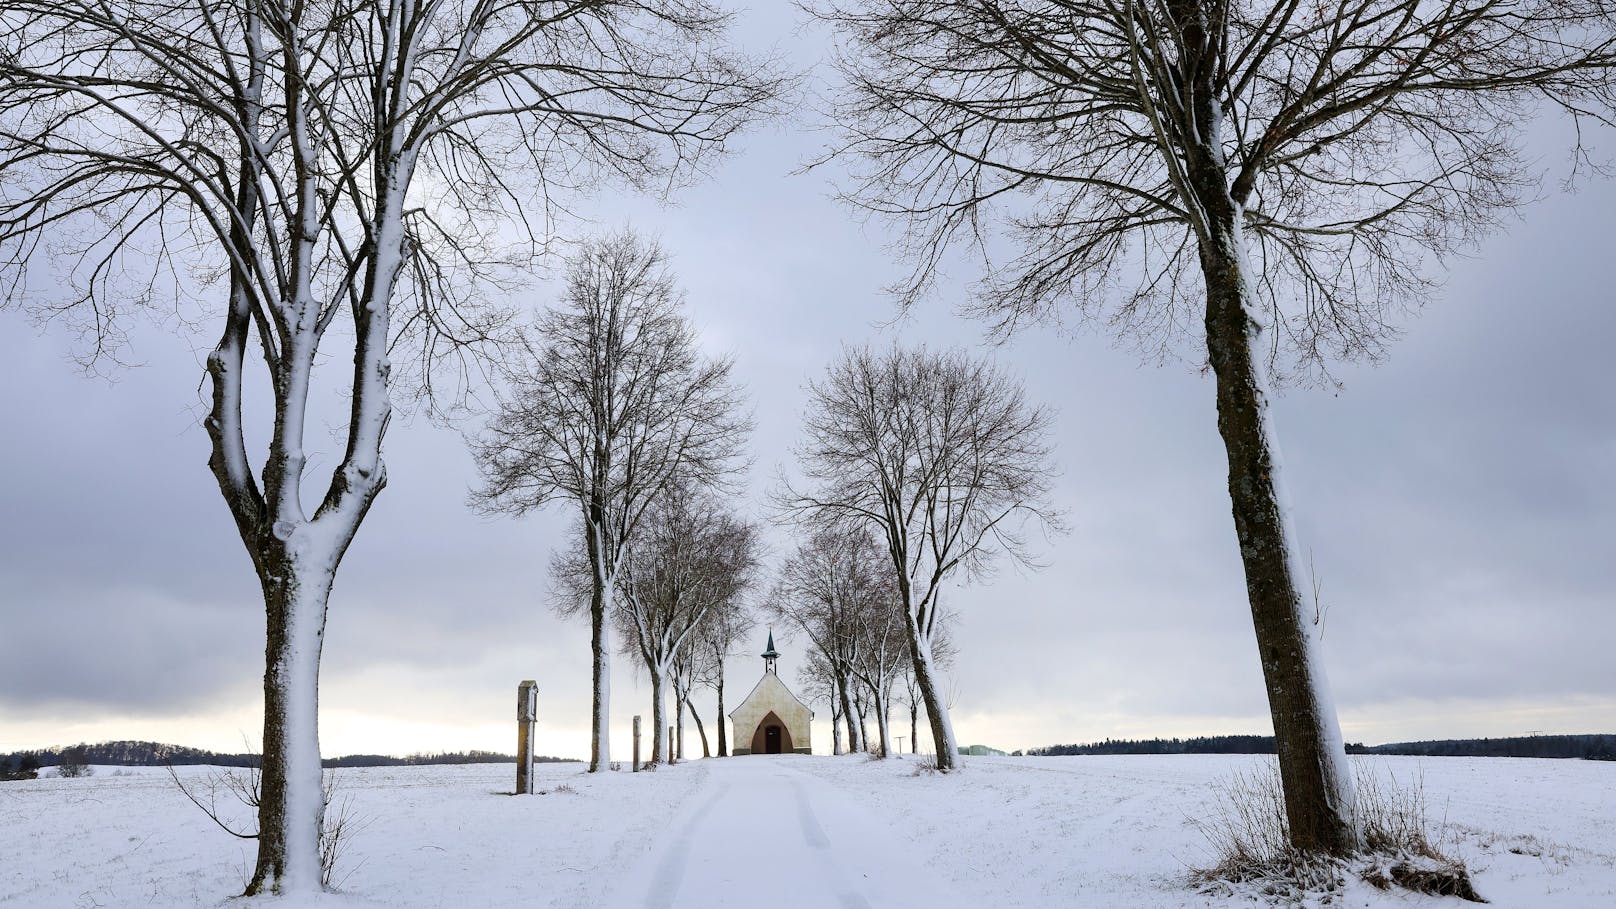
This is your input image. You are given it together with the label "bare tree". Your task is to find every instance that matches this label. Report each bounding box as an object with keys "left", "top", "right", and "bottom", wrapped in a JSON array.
[
  {"left": 472, "top": 232, "right": 752, "bottom": 773},
  {"left": 55, "top": 746, "right": 91, "bottom": 779},
  {"left": 844, "top": 563, "right": 908, "bottom": 757},
  {"left": 899, "top": 615, "right": 955, "bottom": 754},
  {"left": 817, "top": 0, "right": 1615, "bottom": 853},
  {"left": 693, "top": 590, "right": 756, "bottom": 756},
  {"left": 672, "top": 642, "right": 709, "bottom": 758},
  {"left": 609, "top": 483, "right": 760, "bottom": 767},
  {"left": 0, "top": 0, "right": 775, "bottom": 892},
  {"left": 797, "top": 648, "right": 847, "bottom": 754},
  {"left": 784, "top": 345, "right": 1060, "bottom": 770}
]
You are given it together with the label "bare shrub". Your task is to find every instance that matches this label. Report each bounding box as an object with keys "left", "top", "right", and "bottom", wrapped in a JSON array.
[
  {"left": 909, "top": 753, "right": 942, "bottom": 777},
  {"left": 1192, "top": 760, "right": 1483, "bottom": 903},
  {"left": 56, "top": 747, "right": 92, "bottom": 778},
  {"left": 169, "top": 760, "right": 367, "bottom": 889},
  {"left": 318, "top": 772, "right": 369, "bottom": 889},
  {"left": 1192, "top": 762, "right": 1340, "bottom": 899}
]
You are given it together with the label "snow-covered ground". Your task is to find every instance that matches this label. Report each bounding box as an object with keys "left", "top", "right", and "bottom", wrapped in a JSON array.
[{"left": 1, "top": 754, "right": 1610, "bottom": 908}]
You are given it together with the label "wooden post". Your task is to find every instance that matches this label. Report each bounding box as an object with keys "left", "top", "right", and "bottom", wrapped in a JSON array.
[
  {"left": 516, "top": 680, "right": 537, "bottom": 795},
  {"left": 633, "top": 715, "right": 642, "bottom": 772},
  {"left": 668, "top": 726, "right": 675, "bottom": 765}
]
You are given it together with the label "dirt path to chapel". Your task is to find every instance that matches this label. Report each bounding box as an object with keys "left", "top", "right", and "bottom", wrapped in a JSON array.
[{"left": 604, "top": 756, "right": 958, "bottom": 909}]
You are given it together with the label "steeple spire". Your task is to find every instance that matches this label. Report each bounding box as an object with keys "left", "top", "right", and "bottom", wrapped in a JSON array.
[{"left": 761, "top": 629, "right": 780, "bottom": 674}]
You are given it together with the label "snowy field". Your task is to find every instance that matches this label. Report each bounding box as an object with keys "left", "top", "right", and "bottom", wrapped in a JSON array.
[{"left": 1, "top": 754, "right": 1611, "bottom": 908}]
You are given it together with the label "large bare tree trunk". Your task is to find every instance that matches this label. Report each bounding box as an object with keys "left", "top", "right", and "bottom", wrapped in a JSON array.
[
  {"left": 674, "top": 681, "right": 686, "bottom": 761},
  {"left": 836, "top": 672, "right": 863, "bottom": 753},
  {"left": 716, "top": 676, "right": 728, "bottom": 757},
  {"left": 590, "top": 586, "right": 613, "bottom": 772},
  {"left": 1200, "top": 210, "right": 1358, "bottom": 855},
  {"left": 249, "top": 568, "right": 333, "bottom": 893},
  {"left": 649, "top": 664, "right": 666, "bottom": 765},
  {"left": 872, "top": 689, "right": 892, "bottom": 757},
  {"left": 831, "top": 701, "right": 845, "bottom": 755},
  {"left": 905, "top": 617, "right": 958, "bottom": 769}
]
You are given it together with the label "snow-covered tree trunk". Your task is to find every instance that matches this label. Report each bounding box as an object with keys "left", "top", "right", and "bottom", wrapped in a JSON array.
[
  {"left": 673, "top": 675, "right": 687, "bottom": 761},
  {"left": 1198, "top": 196, "right": 1358, "bottom": 855},
  {"left": 905, "top": 617, "right": 958, "bottom": 769},
  {"left": 251, "top": 566, "right": 334, "bottom": 893},
  {"left": 587, "top": 521, "right": 614, "bottom": 773},
  {"left": 648, "top": 662, "right": 667, "bottom": 765},
  {"left": 836, "top": 672, "right": 863, "bottom": 753},
  {"left": 831, "top": 696, "right": 845, "bottom": 755},
  {"left": 715, "top": 675, "right": 728, "bottom": 757},
  {"left": 871, "top": 687, "right": 892, "bottom": 757}
]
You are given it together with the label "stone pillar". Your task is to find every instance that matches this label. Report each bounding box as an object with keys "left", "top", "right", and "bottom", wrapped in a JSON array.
[
  {"left": 633, "top": 715, "right": 642, "bottom": 772},
  {"left": 516, "top": 680, "right": 537, "bottom": 795}
]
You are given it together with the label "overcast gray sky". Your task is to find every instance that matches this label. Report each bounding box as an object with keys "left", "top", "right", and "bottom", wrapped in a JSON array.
[{"left": 1, "top": 7, "right": 1612, "bottom": 759}]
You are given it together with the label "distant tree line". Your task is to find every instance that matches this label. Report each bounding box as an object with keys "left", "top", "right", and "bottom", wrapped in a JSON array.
[
  {"left": 0, "top": 741, "right": 578, "bottom": 772},
  {"left": 1020, "top": 734, "right": 1615, "bottom": 760},
  {"left": 1364, "top": 735, "right": 1616, "bottom": 761},
  {"left": 1022, "top": 735, "right": 1310, "bottom": 756}
]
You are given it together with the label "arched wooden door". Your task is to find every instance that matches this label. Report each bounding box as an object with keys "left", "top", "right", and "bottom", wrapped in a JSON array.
[{"left": 749, "top": 711, "right": 795, "bottom": 754}]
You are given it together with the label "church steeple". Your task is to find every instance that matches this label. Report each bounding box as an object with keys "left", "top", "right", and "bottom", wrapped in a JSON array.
[{"left": 761, "top": 629, "right": 780, "bottom": 674}]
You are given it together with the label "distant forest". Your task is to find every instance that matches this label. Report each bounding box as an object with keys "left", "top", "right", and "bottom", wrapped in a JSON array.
[
  {"left": 0, "top": 740, "right": 579, "bottom": 770},
  {"left": 1020, "top": 734, "right": 1616, "bottom": 760}
]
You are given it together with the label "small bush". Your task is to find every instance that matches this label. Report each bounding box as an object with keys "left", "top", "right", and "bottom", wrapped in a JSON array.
[
  {"left": 56, "top": 747, "right": 92, "bottom": 778},
  {"left": 1192, "top": 759, "right": 1482, "bottom": 904}
]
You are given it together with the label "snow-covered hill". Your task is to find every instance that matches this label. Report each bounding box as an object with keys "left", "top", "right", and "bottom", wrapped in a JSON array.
[{"left": 1, "top": 754, "right": 1609, "bottom": 908}]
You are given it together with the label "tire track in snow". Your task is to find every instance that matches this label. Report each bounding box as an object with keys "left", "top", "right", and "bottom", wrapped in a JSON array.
[
  {"left": 792, "top": 779, "right": 873, "bottom": 909},
  {"left": 642, "top": 785, "right": 723, "bottom": 909}
]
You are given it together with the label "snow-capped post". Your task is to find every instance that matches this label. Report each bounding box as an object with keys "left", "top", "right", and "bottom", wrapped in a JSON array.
[
  {"left": 782, "top": 346, "right": 1060, "bottom": 771},
  {"left": 470, "top": 234, "right": 753, "bottom": 775},
  {"left": 0, "top": 0, "right": 778, "bottom": 895},
  {"left": 516, "top": 681, "right": 538, "bottom": 795},
  {"left": 633, "top": 716, "right": 642, "bottom": 772},
  {"left": 812, "top": 0, "right": 1616, "bottom": 855},
  {"left": 667, "top": 727, "right": 675, "bottom": 765}
]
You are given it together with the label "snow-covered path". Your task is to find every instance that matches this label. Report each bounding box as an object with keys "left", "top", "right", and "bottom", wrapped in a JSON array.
[
  {"left": 5, "top": 755, "right": 1613, "bottom": 907},
  {"left": 607, "top": 757, "right": 959, "bottom": 909}
]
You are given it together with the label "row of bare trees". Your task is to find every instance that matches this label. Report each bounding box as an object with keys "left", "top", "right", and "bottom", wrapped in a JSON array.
[
  {"left": 3, "top": 0, "right": 1612, "bottom": 896},
  {"left": 779, "top": 345, "right": 1061, "bottom": 769},
  {"left": 811, "top": 0, "right": 1616, "bottom": 855},
  {"left": 777, "top": 525, "right": 957, "bottom": 758},
  {"left": 470, "top": 231, "right": 761, "bottom": 775},
  {"left": 476, "top": 252, "right": 1059, "bottom": 772},
  {"left": 609, "top": 484, "right": 759, "bottom": 764},
  {"left": 0, "top": 0, "right": 779, "bottom": 892}
]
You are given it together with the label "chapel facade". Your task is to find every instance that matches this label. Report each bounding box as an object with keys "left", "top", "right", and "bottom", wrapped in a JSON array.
[{"left": 728, "top": 632, "right": 813, "bottom": 755}]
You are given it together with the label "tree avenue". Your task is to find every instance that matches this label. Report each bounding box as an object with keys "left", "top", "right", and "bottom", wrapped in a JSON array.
[
  {"left": 611, "top": 483, "right": 759, "bottom": 766},
  {"left": 471, "top": 231, "right": 751, "bottom": 776},
  {"left": 816, "top": 0, "right": 1616, "bottom": 852},
  {"left": 0, "top": 0, "right": 775, "bottom": 892}
]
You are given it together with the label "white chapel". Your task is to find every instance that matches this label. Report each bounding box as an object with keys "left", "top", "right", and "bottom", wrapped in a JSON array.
[{"left": 728, "top": 632, "right": 813, "bottom": 755}]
